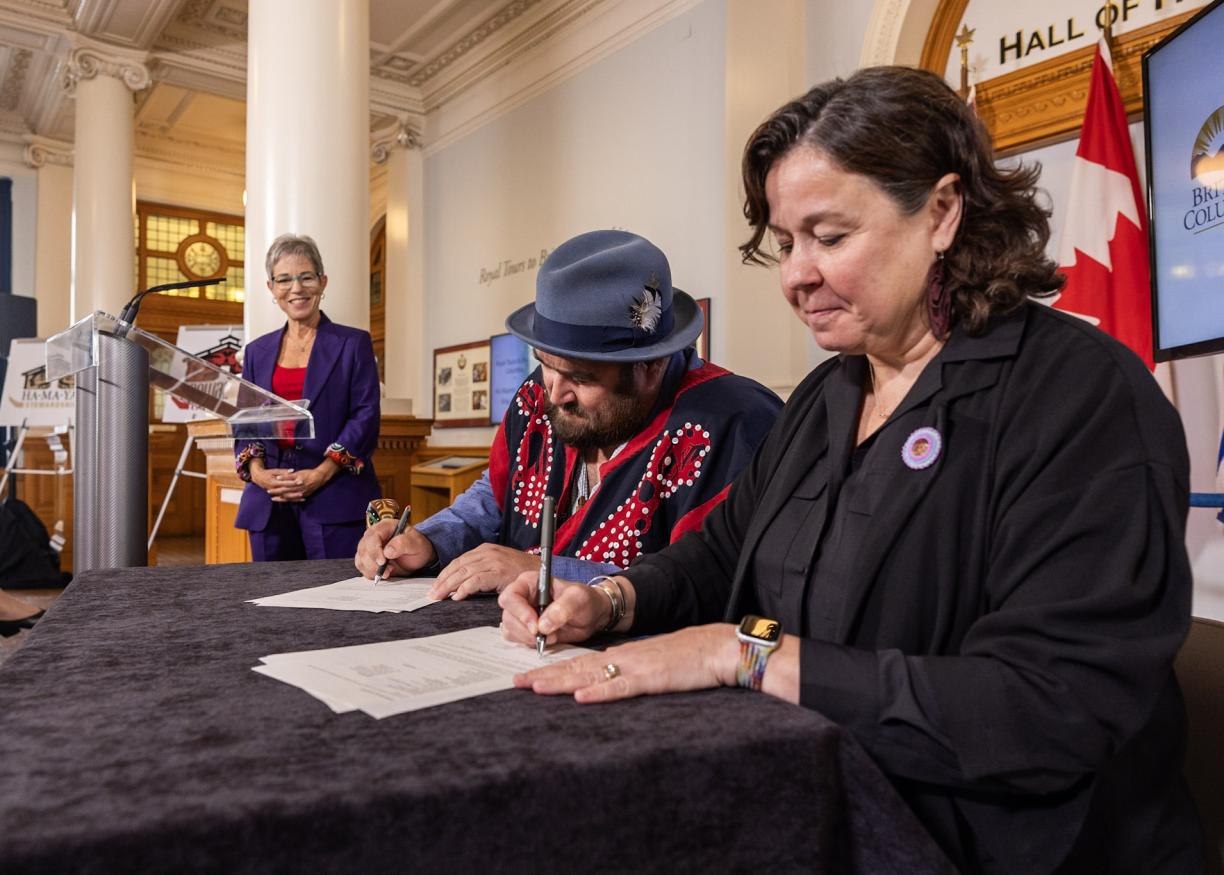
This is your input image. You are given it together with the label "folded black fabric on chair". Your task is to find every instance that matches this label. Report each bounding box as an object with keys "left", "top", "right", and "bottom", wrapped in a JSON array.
[{"left": 0, "top": 498, "right": 70, "bottom": 588}]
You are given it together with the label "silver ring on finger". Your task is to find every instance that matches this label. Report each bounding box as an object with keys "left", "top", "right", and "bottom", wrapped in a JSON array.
[{"left": 603, "top": 663, "right": 620, "bottom": 681}]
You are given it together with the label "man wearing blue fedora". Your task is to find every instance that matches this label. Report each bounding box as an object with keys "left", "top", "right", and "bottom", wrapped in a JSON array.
[{"left": 355, "top": 229, "right": 781, "bottom": 596}]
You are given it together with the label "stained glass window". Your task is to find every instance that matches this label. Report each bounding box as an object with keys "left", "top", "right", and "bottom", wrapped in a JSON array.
[{"left": 135, "top": 202, "right": 245, "bottom": 303}]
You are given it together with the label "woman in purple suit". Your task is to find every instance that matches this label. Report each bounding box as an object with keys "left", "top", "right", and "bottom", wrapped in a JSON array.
[{"left": 234, "top": 234, "right": 381, "bottom": 561}]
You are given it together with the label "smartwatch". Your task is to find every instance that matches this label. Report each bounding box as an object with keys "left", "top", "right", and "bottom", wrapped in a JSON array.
[{"left": 736, "top": 615, "right": 782, "bottom": 690}]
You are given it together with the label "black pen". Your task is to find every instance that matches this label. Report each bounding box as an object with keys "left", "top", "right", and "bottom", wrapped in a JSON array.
[
  {"left": 373, "top": 505, "right": 412, "bottom": 587},
  {"left": 536, "top": 496, "right": 556, "bottom": 658}
]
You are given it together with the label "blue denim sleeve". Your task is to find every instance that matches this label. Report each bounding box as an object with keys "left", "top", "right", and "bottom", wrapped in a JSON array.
[
  {"left": 414, "top": 471, "right": 621, "bottom": 580},
  {"left": 414, "top": 470, "right": 502, "bottom": 567},
  {"left": 550, "top": 555, "right": 621, "bottom": 585}
]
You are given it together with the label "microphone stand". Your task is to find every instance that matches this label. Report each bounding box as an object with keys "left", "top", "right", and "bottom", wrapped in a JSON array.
[{"left": 115, "top": 277, "right": 225, "bottom": 336}]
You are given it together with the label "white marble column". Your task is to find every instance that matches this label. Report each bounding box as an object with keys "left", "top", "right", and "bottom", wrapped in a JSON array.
[
  {"left": 246, "top": 0, "right": 371, "bottom": 340},
  {"left": 722, "top": 0, "right": 812, "bottom": 396},
  {"left": 21, "top": 137, "right": 75, "bottom": 335},
  {"left": 371, "top": 122, "right": 424, "bottom": 406},
  {"left": 61, "top": 39, "right": 149, "bottom": 321}
]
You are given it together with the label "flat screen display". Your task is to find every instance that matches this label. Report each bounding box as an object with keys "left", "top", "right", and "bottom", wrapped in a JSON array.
[
  {"left": 488, "top": 332, "right": 534, "bottom": 425},
  {"left": 1144, "top": 0, "right": 1224, "bottom": 360}
]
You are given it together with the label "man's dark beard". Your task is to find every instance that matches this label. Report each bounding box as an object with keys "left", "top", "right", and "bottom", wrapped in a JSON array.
[{"left": 546, "top": 366, "right": 650, "bottom": 451}]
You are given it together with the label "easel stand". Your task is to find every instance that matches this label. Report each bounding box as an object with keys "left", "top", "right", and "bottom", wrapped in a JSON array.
[
  {"left": 148, "top": 433, "right": 207, "bottom": 550},
  {"left": 0, "top": 420, "right": 73, "bottom": 504},
  {"left": 0, "top": 418, "right": 30, "bottom": 500}
]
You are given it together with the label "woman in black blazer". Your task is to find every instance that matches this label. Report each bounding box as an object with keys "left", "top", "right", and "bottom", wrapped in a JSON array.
[{"left": 501, "top": 68, "right": 1202, "bottom": 873}]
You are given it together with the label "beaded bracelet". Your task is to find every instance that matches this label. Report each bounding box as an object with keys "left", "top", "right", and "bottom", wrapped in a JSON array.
[{"left": 588, "top": 575, "right": 626, "bottom": 632}]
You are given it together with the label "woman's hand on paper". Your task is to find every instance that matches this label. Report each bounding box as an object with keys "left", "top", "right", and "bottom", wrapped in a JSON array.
[{"left": 512, "top": 625, "right": 739, "bottom": 704}]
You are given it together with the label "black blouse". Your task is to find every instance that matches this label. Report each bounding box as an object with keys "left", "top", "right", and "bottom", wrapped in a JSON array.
[{"left": 622, "top": 303, "right": 1202, "bottom": 874}]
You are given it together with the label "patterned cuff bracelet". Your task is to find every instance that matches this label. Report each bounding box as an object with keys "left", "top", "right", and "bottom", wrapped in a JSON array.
[
  {"left": 235, "top": 442, "right": 266, "bottom": 482},
  {"left": 327, "top": 443, "right": 364, "bottom": 475}
]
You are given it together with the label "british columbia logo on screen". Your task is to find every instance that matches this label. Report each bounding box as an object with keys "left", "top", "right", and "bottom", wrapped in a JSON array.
[
  {"left": 1186, "top": 105, "right": 1224, "bottom": 234},
  {"left": 1191, "top": 106, "right": 1224, "bottom": 185}
]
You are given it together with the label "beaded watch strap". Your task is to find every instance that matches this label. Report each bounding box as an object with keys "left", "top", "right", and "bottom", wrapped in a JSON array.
[{"left": 736, "top": 640, "right": 771, "bottom": 691}]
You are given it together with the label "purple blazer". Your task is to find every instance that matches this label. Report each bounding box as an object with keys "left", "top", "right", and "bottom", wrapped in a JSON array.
[{"left": 234, "top": 312, "right": 381, "bottom": 530}]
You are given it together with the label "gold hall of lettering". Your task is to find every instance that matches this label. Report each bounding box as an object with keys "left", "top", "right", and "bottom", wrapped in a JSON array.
[{"left": 997, "top": 0, "right": 1193, "bottom": 65}]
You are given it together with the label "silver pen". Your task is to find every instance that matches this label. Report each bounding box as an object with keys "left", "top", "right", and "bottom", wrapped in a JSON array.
[
  {"left": 536, "top": 496, "right": 556, "bottom": 658},
  {"left": 373, "top": 505, "right": 412, "bottom": 586}
]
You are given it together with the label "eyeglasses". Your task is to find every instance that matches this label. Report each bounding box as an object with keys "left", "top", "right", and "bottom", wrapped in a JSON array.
[{"left": 272, "top": 271, "right": 322, "bottom": 291}]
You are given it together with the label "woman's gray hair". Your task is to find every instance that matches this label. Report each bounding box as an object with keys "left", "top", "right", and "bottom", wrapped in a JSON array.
[{"left": 265, "top": 233, "right": 325, "bottom": 278}]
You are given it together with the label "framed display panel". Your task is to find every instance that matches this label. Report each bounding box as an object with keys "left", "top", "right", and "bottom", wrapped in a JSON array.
[
  {"left": 433, "top": 340, "right": 492, "bottom": 427},
  {"left": 1143, "top": 0, "right": 1224, "bottom": 361},
  {"left": 489, "top": 332, "right": 535, "bottom": 425},
  {"left": 695, "top": 297, "right": 711, "bottom": 361}
]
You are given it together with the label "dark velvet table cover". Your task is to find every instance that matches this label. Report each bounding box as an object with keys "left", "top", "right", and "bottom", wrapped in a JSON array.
[{"left": 0, "top": 561, "right": 953, "bottom": 873}]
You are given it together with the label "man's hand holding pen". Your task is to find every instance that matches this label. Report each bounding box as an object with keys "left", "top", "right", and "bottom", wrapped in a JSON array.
[{"left": 355, "top": 514, "right": 436, "bottom": 581}]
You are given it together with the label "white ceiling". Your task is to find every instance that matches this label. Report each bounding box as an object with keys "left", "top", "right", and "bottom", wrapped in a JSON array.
[{"left": 0, "top": 0, "right": 543, "bottom": 154}]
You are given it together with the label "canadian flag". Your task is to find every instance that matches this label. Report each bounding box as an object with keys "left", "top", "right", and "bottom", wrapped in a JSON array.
[{"left": 1054, "top": 40, "right": 1155, "bottom": 370}]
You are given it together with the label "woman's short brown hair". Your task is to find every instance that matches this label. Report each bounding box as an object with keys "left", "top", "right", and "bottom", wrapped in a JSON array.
[{"left": 740, "top": 66, "right": 1062, "bottom": 335}]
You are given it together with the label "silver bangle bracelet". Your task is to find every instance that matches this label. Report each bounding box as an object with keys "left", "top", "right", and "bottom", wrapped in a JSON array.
[{"left": 589, "top": 575, "right": 625, "bottom": 632}]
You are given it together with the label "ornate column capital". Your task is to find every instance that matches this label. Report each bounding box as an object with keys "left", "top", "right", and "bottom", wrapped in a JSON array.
[
  {"left": 22, "top": 135, "right": 74, "bottom": 169},
  {"left": 61, "top": 37, "right": 151, "bottom": 96},
  {"left": 371, "top": 121, "right": 422, "bottom": 165}
]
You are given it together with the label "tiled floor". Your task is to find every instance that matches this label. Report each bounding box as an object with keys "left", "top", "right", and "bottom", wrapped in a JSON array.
[{"left": 0, "top": 536, "right": 204, "bottom": 667}]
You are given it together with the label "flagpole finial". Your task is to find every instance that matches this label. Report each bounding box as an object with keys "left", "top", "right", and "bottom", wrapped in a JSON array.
[
  {"left": 955, "top": 24, "right": 975, "bottom": 99},
  {"left": 1100, "top": 1, "right": 1118, "bottom": 45}
]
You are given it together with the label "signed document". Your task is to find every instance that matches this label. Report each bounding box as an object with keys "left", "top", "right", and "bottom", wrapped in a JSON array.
[
  {"left": 253, "top": 626, "right": 592, "bottom": 718},
  {"left": 247, "top": 576, "right": 441, "bottom": 614}
]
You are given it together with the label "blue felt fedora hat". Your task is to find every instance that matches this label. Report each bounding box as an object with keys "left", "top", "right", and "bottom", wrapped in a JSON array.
[{"left": 505, "top": 230, "right": 704, "bottom": 362}]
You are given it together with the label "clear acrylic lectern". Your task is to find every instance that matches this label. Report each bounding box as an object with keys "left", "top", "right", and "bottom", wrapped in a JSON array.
[{"left": 46, "top": 312, "right": 313, "bottom": 572}]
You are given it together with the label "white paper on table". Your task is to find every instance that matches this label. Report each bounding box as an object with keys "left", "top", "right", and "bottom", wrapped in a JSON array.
[
  {"left": 246, "top": 576, "right": 442, "bottom": 613},
  {"left": 252, "top": 626, "right": 593, "bottom": 718},
  {"left": 251, "top": 664, "right": 359, "bottom": 714}
]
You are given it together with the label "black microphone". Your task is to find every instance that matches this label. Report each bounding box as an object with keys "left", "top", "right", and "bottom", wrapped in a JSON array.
[{"left": 116, "top": 277, "right": 225, "bottom": 334}]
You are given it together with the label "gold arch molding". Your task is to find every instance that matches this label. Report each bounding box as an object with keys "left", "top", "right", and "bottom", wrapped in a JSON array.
[{"left": 919, "top": 0, "right": 1200, "bottom": 155}]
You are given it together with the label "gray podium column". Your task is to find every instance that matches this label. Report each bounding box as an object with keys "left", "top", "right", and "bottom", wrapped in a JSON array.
[{"left": 73, "top": 331, "right": 148, "bottom": 571}]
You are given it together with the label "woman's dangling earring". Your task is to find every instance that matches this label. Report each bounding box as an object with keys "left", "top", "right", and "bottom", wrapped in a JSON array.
[{"left": 926, "top": 251, "right": 951, "bottom": 340}]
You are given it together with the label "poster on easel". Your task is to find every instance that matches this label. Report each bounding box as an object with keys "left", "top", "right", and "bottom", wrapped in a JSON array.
[
  {"left": 159, "top": 326, "right": 244, "bottom": 423},
  {"left": 0, "top": 338, "right": 74, "bottom": 427}
]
